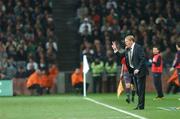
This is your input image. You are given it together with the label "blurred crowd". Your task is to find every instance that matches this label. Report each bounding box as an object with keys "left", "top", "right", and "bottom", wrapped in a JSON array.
[
  {"left": 77, "top": 0, "right": 179, "bottom": 64},
  {"left": 0, "top": 0, "right": 58, "bottom": 95},
  {"left": 74, "top": 0, "right": 180, "bottom": 93},
  {"left": 0, "top": 0, "right": 180, "bottom": 95}
]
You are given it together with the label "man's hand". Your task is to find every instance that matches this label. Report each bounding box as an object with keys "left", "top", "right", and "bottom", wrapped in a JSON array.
[
  {"left": 149, "top": 59, "right": 152, "bottom": 63},
  {"left": 111, "top": 41, "right": 118, "bottom": 53},
  {"left": 120, "top": 73, "right": 123, "bottom": 79},
  {"left": 134, "top": 69, "right": 139, "bottom": 75},
  {"left": 169, "top": 67, "right": 174, "bottom": 72}
]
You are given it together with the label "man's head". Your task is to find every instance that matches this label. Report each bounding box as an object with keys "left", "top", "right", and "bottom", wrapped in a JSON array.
[
  {"left": 153, "top": 46, "right": 160, "bottom": 54},
  {"left": 75, "top": 68, "right": 80, "bottom": 74},
  {"left": 18, "top": 66, "right": 24, "bottom": 72},
  {"left": 124, "top": 35, "right": 135, "bottom": 48},
  {"left": 176, "top": 41, "right": 180, "bottom": 51},
  {"left": 95, "top": 58, "right": 100, "bottom": 64}
]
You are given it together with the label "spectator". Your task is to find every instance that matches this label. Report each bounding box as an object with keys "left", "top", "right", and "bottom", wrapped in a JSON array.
[
  {"left": 16, "top": 47, "right": 27, "bottom": 68},
  {"left": 106, "top": 0, "right": 117, "bottom": 10},
  {"left": 46, "top": 45, "right": 57, "bottom": 64},
  {"left": 93, "top": 39, "right": 105, "bottom": 61},
  {"left": 79, "top": 18, "right": 92, "bottom": 36},
  {"left": 48, "top": 63, "right": 59, "bottom": 94},
  {"left": 5, "top": 57, "right": 17, "bottom": 79},
  {"left": 105, "top": 57, "right": 117, "bottom": 92},
  {"left": 26, "top": 69, "right": 44, "bottom": 95},
  {"left": 81, "top": 40, "right": 94, "bottom": 62},
  {"left": 13, "top": 66, "right": 27, "bottom": 95},
  {"left": 26, "top": 57, "right": 38, "bottom": 71},
  {"left": 46, "top": 38, "right": 58, "bottom": 52},
  {"left": 71, "top": 68, "right": 89, "bottom": 94},
  {"left": 151, "top": 46, "right": 164, "bottom": 100},
  {"left": 77, "top": 2, "right": 88, "bottom": 20},
  {"left": 91, "top": 58, "right": 104, "bottom": 93}
]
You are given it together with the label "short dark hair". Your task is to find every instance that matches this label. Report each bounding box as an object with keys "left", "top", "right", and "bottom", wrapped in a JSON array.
[{"left": 153, "top": 45, "right": 160, "bottom": 50}]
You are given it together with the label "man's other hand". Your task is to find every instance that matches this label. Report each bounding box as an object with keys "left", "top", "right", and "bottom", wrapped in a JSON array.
[{"left": 112, "top": 41, "right": 118, "bottom": 53}]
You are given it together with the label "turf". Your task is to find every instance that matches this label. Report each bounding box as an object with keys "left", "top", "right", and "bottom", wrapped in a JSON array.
[{"left": 0, "top": 93, "right": 180, "bottom": 119}]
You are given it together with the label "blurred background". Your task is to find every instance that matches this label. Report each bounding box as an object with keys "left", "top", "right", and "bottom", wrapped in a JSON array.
[{"left": 0, "top": 0, "right": 179, "bottom": 96}]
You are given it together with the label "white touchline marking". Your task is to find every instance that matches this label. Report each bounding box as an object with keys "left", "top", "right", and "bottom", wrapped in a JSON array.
[
  {"left": 157, "top": 107, "right": 171, "bottom": 111},
  {"left": 84, "top": 97, "right": 148, "bottom": 119}
]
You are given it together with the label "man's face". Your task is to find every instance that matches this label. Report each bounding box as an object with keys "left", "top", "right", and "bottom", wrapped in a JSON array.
[
  {"left": 75, "top": 68, "right": 80, "bottom": 74},
  {"left": 176, "top": 44, "right": 180, "bottom": 51},
  {"left": 153, "top": 47, "right": 159, "bottom": 54},
  {"left": 125, "top": 38, "right": 133, "bottom": 48}
]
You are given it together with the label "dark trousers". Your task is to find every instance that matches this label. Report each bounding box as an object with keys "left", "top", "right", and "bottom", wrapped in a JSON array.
[
  {"left": 166, "top": 82, "right": 179, "bottom": 94},
  {"left": 74, "top": 82, "right": 89, "bottom": 94},
  {"left": 132, "top": 75, "right": 146, "bottom": 109},
  {"left": 28, "top": 84, "right": 43, "bottom": 95},
  {"left": 93, "top": 76, "right": 102, "bottom": 93},
  {"left": 153, "top": 73, "right": 164, "bottom": 97},
  {"left": 106, "top": 75, "right": 117, "bottom": 93}
]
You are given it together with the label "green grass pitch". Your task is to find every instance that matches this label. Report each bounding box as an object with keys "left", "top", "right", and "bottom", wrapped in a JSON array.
[{"left": 0, "top": 93, "right": 180, "bottom": 119}]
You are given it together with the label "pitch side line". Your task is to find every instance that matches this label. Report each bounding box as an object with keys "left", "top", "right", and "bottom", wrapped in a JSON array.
[
  {"left": 84, "top": 97, "right": 148, "bottom": 119},
  {"left": 157, "top": 107, "right": 171, "bottom": 111}
]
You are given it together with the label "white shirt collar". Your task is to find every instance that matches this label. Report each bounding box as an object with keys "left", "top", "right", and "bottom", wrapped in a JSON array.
[{"left": 131, "top": 42, "right": 135, "bottom": 51}]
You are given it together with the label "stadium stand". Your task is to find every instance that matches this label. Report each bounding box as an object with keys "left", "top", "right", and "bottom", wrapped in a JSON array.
[
  {"left": 76, "top": 0, "right": 180, "bottom": 93},
  {"left": 0, "top": 0, "right": 58, "bottom": 95},
  {"left": 0, "top": 0, "right": 179, "bottom": 95}
]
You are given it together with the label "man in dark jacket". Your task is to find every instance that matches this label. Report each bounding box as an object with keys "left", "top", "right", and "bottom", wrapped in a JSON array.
[{"left": 112, "top": 35, "right": 147, "bottom": 110}]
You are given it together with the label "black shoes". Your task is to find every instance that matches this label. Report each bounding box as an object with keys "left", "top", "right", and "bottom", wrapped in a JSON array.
[
  {"left": 126, "top": 98, "right": 130, "bottom": 104},
  {"left": 153, "top": 96, "right": 164, "bottom": 101},
  {"left": 133, "top": 107, "right": 139, "bottom": 110},
  {"left": 126, "top": 96, "right": 135, "bottom": 104},
  {"left": 133, "top": 107, "right": 144, "bottom": 110}
]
